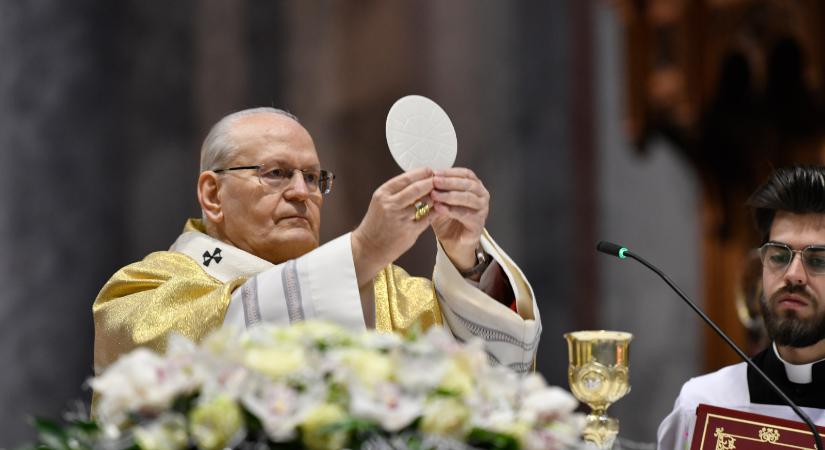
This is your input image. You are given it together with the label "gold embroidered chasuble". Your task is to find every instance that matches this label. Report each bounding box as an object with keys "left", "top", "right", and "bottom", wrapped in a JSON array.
[{"left": 93, "top": 219, "right": 442, "bottom": 372}]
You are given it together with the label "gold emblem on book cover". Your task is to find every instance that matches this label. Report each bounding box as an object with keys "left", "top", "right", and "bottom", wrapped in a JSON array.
[
  {"left": 715, "top": 427, "right": 737, "bottom": 450},
  {"left": 758, "top": 427, "right": 780, "bottom": 443}
]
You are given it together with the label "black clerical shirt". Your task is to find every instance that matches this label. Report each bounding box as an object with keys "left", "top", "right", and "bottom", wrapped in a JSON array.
[{"left": 747, "top": 345, "right": 825, "bottom": 409}]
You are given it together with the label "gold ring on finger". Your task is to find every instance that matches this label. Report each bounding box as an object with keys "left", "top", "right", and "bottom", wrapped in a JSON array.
[{"left": 413, "top": 200, "right": 431, "bottom": 221}]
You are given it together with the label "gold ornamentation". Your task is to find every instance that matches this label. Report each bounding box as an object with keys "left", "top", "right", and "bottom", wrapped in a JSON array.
[
  {"left": 758, "top": 427, "right": 780, "bottom": 443},
  {"left": 565, "top": 330, "right": 632, "bottom": 449},
  {"left": 94, "top": 218, "right": 448, "bottom": 375},
  {"left": 372, "top": 264, "right": 443, "bottom": 333},
  {"left": 413, "top": 200, "right": 431, "bottom": 221},
  {"left": 714, "top": 427, "right": 736, "bottom": 450}
]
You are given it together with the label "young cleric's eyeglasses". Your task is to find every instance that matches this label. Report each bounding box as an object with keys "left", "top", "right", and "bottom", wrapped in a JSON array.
[{"left": 758, "top": 242, "right": 825, "bottom": 275}]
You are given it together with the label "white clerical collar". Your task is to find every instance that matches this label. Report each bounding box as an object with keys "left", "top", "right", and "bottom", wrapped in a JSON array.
[
  {"left": 169, "top": 227, "right": 273, "bottom": 283},
  {"left": 772, "top": 342, "right": 825, "bottom": 384}
]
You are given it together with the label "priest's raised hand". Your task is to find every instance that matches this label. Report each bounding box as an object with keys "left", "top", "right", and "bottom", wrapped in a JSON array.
[{"left": 351, "top": 167, "right": 438, "bottom": 289}]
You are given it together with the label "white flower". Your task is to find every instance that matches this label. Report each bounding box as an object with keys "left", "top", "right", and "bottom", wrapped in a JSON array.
[
  {"left": 394, "top": 348, "right": 447, "bottom": 392},
  {"left": 477, "top": 365, "right": 519, "bottom": 404},
  {"left": 88, "top": 320, "right": 583, "bottom": 449},
  {"left": 241, "top": 381, "right": 307, "bottom": 441},
  {"left": 438, "top": 359, "right": 476, "bottom": 398},
  {"left": 479, "top": 407, "right": 517, "bottom": 431},
  {"left": 521, "top": 372, "right": 548, "bottom": 393},
  {"left": 358, "top": 329, "right": 403, "bottom": 350},
  {"left": 90, "top": 348, "right": 197, "bottom": 425},
  {"left": 132, "top": 413, "right": 188, "bottom": 450},
  {"left": 519, "top": 386, "right": 579, "bottom": 425},
  {"left": 200, "top": 327, "right": 244, "bottom": 357},
  {"left": 243, "top": 344, "right": 305, "bottom": 379},
  {"left": 269, "top": 320, "right": 352, "bottom": 349},
  {"left": 165, "top": 333, "right": 197, "bottom": 357},
  {"left": 197, "top": 364, "right": 251, "bottom": 402},
  {"left": 349, "top": 382, "right": 422, "bottom": 432},
  {"left": 420, "top": 396, "right": 470, "bottom": 438},
  {"left": 524, "top": 414, "right": 586, "bottom": 450},
  {"left": 301, "top": 403, "right": 350, "bottom": 450},
  {"left": 334, "top": 348, "right": 394, "bottom": 387},
  {"left": 188, "top": 394, "right": 245, "bottom": 450}
]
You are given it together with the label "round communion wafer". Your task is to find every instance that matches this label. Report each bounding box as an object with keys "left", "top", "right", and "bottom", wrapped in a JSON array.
[{"left": 385, "top": 95, "right": 457, "bottom": 172}]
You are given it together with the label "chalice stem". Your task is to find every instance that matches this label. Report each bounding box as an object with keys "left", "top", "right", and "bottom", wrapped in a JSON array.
[{"left": 583, "top": 409, "right": 618, "bottom": 449}]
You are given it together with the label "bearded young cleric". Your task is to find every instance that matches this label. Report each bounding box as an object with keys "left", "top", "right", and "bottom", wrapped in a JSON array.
[
  {"left": 92, "top": 107, "right": 540, "bottom": 376},
  {"left": 657, "top": 165, "right": 825, "bottom": 450}
]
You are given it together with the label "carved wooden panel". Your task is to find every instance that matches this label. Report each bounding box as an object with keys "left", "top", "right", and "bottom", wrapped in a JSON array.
[{"left": 615, "top": 0, "right": 825, "bottom": 371}]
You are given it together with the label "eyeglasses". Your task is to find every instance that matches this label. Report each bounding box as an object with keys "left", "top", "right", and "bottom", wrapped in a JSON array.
[
  {"left": 213, "top": 165, "right": 335, "bottom": 195},
  {"left": 758, "top": 242, "right": 825, "bottom": 275}
]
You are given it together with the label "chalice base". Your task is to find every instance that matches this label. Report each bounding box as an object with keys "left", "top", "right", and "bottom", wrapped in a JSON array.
[{"left": 582, "top": 414, "right": 618, "bottom": 449}]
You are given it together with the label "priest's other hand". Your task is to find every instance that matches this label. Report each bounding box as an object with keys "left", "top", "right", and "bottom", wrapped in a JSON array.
[
  {"left": 352, "top": 167, "right": 437, "bottom": 289},
  {"left": 430, "top": 168, "right": 490, "bottom": 272}
]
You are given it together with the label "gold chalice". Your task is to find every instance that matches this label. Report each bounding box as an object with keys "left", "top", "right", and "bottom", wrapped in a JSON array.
[{"left": 564, "top": 330, "right": 632, "bottom": 449}]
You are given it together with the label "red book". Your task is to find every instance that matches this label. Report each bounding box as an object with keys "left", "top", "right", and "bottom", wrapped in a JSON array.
[{"left": 691, "top": 404, "right": 825, "bottom": 450}]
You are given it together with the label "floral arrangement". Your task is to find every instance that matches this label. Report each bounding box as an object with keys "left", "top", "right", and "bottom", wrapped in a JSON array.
[{"left": 29, "top": 322, "right": 582, "bottom": 450}]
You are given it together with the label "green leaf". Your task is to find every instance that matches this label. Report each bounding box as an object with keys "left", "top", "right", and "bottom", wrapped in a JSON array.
[
  {"left": 325, "top": 382, "right": 349, "bottom": 405},
  {"left": 430, "top": 387, "right": 461, "bottom": 398},
  {"left": 32, "top": 417, "right": 70, "bottom": 450},
  {"left": 66, "top": 421, "right": 98, "bottom": 433},
  {"left": 239, "top": 404, "right": 266, "bottom": 441},
  {"left": 318, "top": 417, "right": 376, "bottom": 435},
  {"left": 467, "top": 428, "right": 520, "bottom": 450},
  {"left": 172, "top": 391, "right": 199, "bottom": 414},
  {"left": 12, "top": 444, "right": 49, "bottom": 450},
  {"left": 64, "top": 420, "right": 100, "bottom": 442}
]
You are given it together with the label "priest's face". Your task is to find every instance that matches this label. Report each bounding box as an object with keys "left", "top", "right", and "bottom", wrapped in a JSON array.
[
  {"left": 760, "top": 212, "right": 825, "bottom": 347},
  {"left": 216, "top": 113, "right": 323, "bottom": 263}
]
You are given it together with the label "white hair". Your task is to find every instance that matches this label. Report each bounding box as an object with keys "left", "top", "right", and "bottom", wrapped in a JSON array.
[
  {"left": 199, "top": 107, "right": 299, "bottom": 172},
  {"left": 199, "top": 107, "right": 299, "bottom": 224}
]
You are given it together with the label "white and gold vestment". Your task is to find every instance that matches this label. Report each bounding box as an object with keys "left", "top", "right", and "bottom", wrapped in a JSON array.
[{"left": 93, "top": 220, "right": 540, "bottom": 374}]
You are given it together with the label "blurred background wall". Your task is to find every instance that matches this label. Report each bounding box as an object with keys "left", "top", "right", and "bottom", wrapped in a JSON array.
[{"left": 2, "top": 0, "right": 825, "bottom": 446}]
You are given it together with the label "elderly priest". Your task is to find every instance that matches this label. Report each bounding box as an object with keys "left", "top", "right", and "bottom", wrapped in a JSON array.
[{"left": 93, "top": 107, "right": 540, "bottom": 376}]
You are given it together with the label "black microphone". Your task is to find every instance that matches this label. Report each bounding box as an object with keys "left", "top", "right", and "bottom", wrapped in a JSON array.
[{"left": 596, "top": 240, "right": 823, "bottom": 450}]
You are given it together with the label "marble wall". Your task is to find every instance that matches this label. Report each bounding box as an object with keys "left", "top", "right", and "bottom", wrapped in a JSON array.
[
  {"left": 0, "top": 1, "right": 205, "bottom": 444},
  {"left": 0, "top": 1, "right": 119, "bottom": 444}
]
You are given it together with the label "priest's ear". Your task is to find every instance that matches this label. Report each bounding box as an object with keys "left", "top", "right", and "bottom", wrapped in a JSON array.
[{"left": 197, "top": 171, "right": 224, "bottom": 224}]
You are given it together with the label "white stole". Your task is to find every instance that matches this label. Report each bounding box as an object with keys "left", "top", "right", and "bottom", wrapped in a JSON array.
[
  {"left": 169, "top": 230, "right": 365, "bottom": 331},
  {"left": 169, "top": 227, "right": 542, "bottom": 372}
]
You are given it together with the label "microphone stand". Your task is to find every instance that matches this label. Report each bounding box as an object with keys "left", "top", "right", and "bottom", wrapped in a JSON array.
[{"left": 598, "top": 242, "right": 823, "bottom": 450}]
